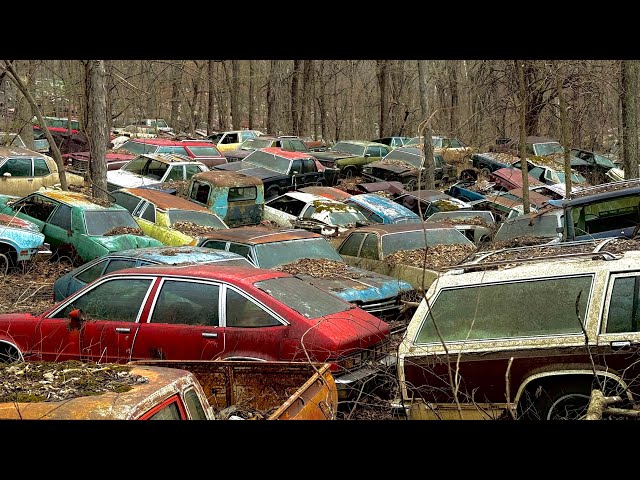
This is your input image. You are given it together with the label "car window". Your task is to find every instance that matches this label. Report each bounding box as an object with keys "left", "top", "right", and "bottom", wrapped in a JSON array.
[
  {"left": 415, "top": 275, "right": 592, "bottom": 344},
  {"left": 606, "top": 275, "right": 638, "bottom": 334},
  {"left": 49, "top": 204, "right": 72, "bottom": 230},
  {"left": 338, "top": 233, "right": 366, "bottom": 256},
  {"left": 228, "top": 186, "right": 256, "bottom": 202},
  {"left": 33, "top": 158, "right": 50, "bottom": 176},
  {"left": 302, "top": 205, "right": 316, "bottom": 219},
  {"left": 141, "top": 203, "right": 156, "bottom": 223},
  {"left": 301, "top": 158, "right": 315, "bottom": 173},
  {"left": 225, "top": 287, "right": 280, "bottom": 327},
  {"left": 223, "top": 133, "right": 238, "bottom": 144},
  {"left": 201, "top": 240, "right": 227, "bottom": 251},
  {"left": 158, "top": 146, "right": 188, "bottom": 156},
  {"left": 76, "top": 260, "right": 108, "bottom": 284},
  {"left": 228, "top": 242, "right": 251, "bottom": 258},
  {"left": 360, "top": 233, "right": 379, "bottom": 259},
  {"left": 104, "top": 259, "right": 138, "bottom": 275},
  {"left": 289, "top": 140, "right": 307, "bottom": 151},
  {"left": 186, "top": 165, "right": 204, "bottom": 178},
  {"left": 434, "top": 155, "right": 445, "bottom": 168},
  {"left": 529, "top": 166, "right": 545, "bottom": 181},
  {"left": 0, "top": 158, "right": 31, "bottom": 177},
  {"left": 291, "top": 159, "right": 303, "bottom": 174},
  {"left": 55, "top": 278, "right": 153, "bottom": 321},
  {"left": 190, "top": 181, "right": 210, "bottom": 204},
  {"left": 165, "top": 165, "right": 184, "bottom": 182},
  {"left": 111, "top": 192, "right": 142, "bottom": 213},
  {"left": 15, "top": 195, "right": 58, "bottom": 222},
  {"left": 151, "top": 280, "right": 220, "bottom": 326},
  {"left": 449, "top": 139, "right": 462, "bottom": 148},
  {"left": 365, "top": 146, "right": 381, "bottom": 157},
  {"left": 143, "top": 399, "right": 183, "bottom": 420}
]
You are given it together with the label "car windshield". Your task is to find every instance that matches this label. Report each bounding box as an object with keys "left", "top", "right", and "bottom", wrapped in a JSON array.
[
  {"left": 168, "top": 210, "right": 227, "bottom": 229},
  {"left": 534, "top": 142, "right": 564, "bottom": 156},
  {"left": 241, "top": 138, "right": 273, "bottom": 150},
  {"left": 0, "top": 133, "right": 26, "bottom": 148},
  {"left": 426, "top": 211, "right": 494, "bottom": 224},
  {"left": 330, "top": 142, "right": 365, "bottom": 156},
  {"left": 209, "top": 133, "right": 224, "bottom": 143},
  {"left": 253, "top": 237, "right": 343, "bottom": 269},
  {"left": 119, "top": 141, "right": 157, "bottom": 155},
  {"left": 381, "top": 229, "right": 473, "bottom": 257},
  {"left": 84, "top": 210, "right": 140, "bottom": 236},
  {"left": 152, "top": 120, "right": 168, "bottom": 129},
  {"left": 122, "top": 157, "right": 169, "bottom": 180},
  {"left": 494, "top": 214, "right": 562, "bottom": 241},
  {"left": 185, "top": 146, "right": 221, "bottom": 157},
  {"left": 381, "top": 148, "right": 424, "bottom": 168},
  {"left": 326, "top": 210, "right": 367, "bottom": 226},
  {"left": 255, "top": 276, "right": 351, "bottom": 318},
  {"left": 557, "top": 171, "right": 588, "bottom": 184},
  {"left": 244, "top": 150, "right": 290, "bottom": 174}
]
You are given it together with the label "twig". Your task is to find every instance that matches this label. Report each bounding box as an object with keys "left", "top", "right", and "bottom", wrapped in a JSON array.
[{"left": 505, "top": 357, "right": 516, "bottom": 419}]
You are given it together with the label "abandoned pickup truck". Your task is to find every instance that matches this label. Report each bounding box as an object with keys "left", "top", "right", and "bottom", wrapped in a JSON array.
[
  {"left": 0, "top": 263, "right": 390, "bottom": 399},
  {"left": 0, "top": 190, "right": 163, "bottom": 264},
  {"left": 396, "top": 247, "right": 640, "bottom": 420},
  {"left": 0, "top": 359, "right": 338, "bottom": 420},
  {"left": 196, "top": 227, "right": 414, "bottom": 325},
  {"left": 214, "top": 147, "right": 340, "bottom": 200},
  {"left": 0, "top": 213, "right": 48, "bottom": 269},
  {"left": 110, "top": 187, "right": 229, "bottom": 246}
]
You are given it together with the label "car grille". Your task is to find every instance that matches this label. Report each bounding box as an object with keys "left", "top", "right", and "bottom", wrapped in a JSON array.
[
  {"left": 356, "top": 297, "right": 401, "bottom": 315},
  {"left": 71, "top": 157, "right": 88, "bottom": 172},
  {"left": 335, "top": 338, "right": 391, "bottom": 372}
]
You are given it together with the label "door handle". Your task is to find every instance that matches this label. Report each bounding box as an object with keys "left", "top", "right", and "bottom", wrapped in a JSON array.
[
  {"left": 115, "top": 327, "right": 130, "bottom": 334},
  {"left": 611, "top": 340, "right": 631, "bottom": 349},
  {"left": 202, "top": 332, "right": 218, "bottom": 338}
]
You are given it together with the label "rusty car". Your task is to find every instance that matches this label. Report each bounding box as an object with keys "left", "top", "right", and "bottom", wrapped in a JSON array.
[
  {"left": 0, "top": 146, "right": 85, "bottom": 197},
  {"left": 392, "top": 188, "right": 473, "bottom": 220},
  {"left": 0, "top": 263, "right": 391, "bottom": 398},
  {"left": 208, "top": 130, "right": 263, "bottom": 152},
  {"left": 53, "top": 245, "right": 254, "bottom": 301},
  {"left": 424, "top": 210, "right": 497, "bottom": 245},
  {"left": 396, "top": 247, "right": 640, "bottom": 420},
  {"left": 0, "top": 190, "right": 163, "bottom": 264},
  {"left": 110, "top": 187, "right": 228, "bottom": 246},
  {"left": 263, "top": 191, "right": 369, "bottom": 236},
  {"left": 405, "top": 135, "right": 473, "bottom": 163},
  {"left": 196, "top": 226, "right": 414, "bottom": 324},
  {"left": 337, "top": 223, "right": 476, "bottom": 292}
]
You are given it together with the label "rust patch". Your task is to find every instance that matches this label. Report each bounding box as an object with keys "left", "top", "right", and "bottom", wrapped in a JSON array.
[{"left": 193, "top": 170, "right": 263, "bottom": 187}]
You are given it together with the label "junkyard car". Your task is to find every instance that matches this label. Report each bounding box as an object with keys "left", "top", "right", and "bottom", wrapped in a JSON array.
[
  {"left": 208, "top": 130, "right": 263, "bottom": 152},
  {"left": 511, "top": 157, "right": 589, "bottom": 187},
  {"left": 397, "top": 246, "right": 640, "bottom": 420},
  {"left": 263, "top": 191, "right": 368, "bottom": 236},
  {"left": 343, "top": 193, "right": 422, "bottom": 224},
  {"left": 115, "top": 138, "right": 227, "bottom": 168},
  {"left": 492, "top": 207, "right": 564, "bottom": 245},
  {"left": 310, "top": 140, "right": 392, "bottom": 178},
  {"left": 110, "top": 187, "right": 228, "bottom": 246},
  {"left": 371, "top": 136, "right": 412, "bottom": 149},
  {"left": 214, "top": 147, "right": 339, "bottom": 200},
  {"left": 106, "top": 153, "right": 209, "bottom": 192},
  {"left": 424, "top": 210, "right": 496, "bottom": 245},
  {"left": 392, "top": 189, "right": 472, "bottom": 220},
  {"left": 337, "top": 223, "right": 476, "bottom": 292},
  {"left": 0, "top": 213, "right": 48, "bottom": 268},
  {"left": 0, "top": 263, "right": 391, "bottom": 394},
  {"left": 0, "top": 190, "right": 163, "bottom": 264},
  {"left": 405, "top": 135, "right": 473, "bottom": 163},
  {"left": 0, "top": 146, "right": 85, "bottom": 197},
  {"left": 196, "top": 226, "right": 414, "bottom": 322},
  {"left": 222, "top": 135, "right": 311, "bottom": 163},
  {"left": 569, "top": 147, "right": 617, "bottom": 184},
  {"left": 112, "top": 125, "right": 158, "bottom": 139},
  {"left": 53, "top": 245, "right": 254, "bottom": 301},
  {"left": 361, "top": 147, "right": 456, "bottom": 190}
]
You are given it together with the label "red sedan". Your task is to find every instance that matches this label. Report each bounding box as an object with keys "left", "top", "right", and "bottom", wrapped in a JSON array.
[{"left": 0, "top": 264, "right": 390, "bottom": 393}]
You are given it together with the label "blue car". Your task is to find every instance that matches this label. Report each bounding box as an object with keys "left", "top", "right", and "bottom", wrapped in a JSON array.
[
  {"left": 53, "top": 245, "right": 255, "bottom": 301},
  {"left": 344, "top": 193, "right": 422, "bottom": 224}
]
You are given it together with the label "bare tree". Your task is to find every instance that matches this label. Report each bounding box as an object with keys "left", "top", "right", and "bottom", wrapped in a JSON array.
[
  {"left": 621, "top": 60, "right": 640, "bottom": 179},
  {"left": 248, "top": 60, "right": 255, "bottom": 129},
  {"left": 84, "top": 60, "right": 108, "bottom": 200},
  {"left": 417, "top": 60, "right": 429, "bottom": 121},
  {"left": 231, "top": 60, "right": 241, "bottom": 129},
  {"left": 556, "top": 61, "right": 572, "bottom": 194},
  {"left": 377, "top": 60, "right": 390, "bottom": 137},
  {"left": 207, "top": 60, "right": 215, "bottom": 135},
  {"left": 300, "top": 60, "right": 313, "bottom": 137},
  {"left": 291, "top": 60, "right": 302, "bottom": 135},
  {"left": 266, "top": 60, "right": 281, "bottom": 134},
  {"left": 516, "top": 60, "right": 530, "bottom": 214}
]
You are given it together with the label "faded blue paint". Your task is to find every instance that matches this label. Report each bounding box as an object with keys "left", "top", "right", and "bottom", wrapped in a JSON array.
[
  {"left": 92, "top": 235, "right": 164, "bottom": 253},
  {"left": 345, "top": 194, "right": 422, "bottom": 224},
  {"left": 112, "top": 246, "right": 252, "bottom": 264},
  {"left": 0, "top": 225, "right": 45, "bottom": 261}
]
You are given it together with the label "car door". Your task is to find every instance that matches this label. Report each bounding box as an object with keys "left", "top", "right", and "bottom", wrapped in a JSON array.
[
  {"left": 163, "top": 165, "right": 185, "bottom": 182},
  {"left": 41, "top": 203, "right": 73, "bottom": 253},
  {"left": 131, "top": 278, "right": 224, "bottom": 360},
  {"left": 10, "top": 194, "right": 59, "bottom": 234},
  {"left": 33, "top": 157, "right": 58, "bottom": 190},
  {"left": 43, "top": 275, "right": 155, "bottom": 363},
  {"left": 0, "top": 157, "right": 35, "bottom": 196}
]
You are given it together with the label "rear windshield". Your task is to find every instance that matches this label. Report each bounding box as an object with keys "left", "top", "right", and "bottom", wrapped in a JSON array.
[
  {"left": 168, "top": 210, "right": 227, "bottom": 229},
  {"left": 254, "top": 237, "right": 343, "bottom": 269},
  {"left": 244, "top": 150, "right": 290, "bottom": 174},
  {"left": 85, "top": 210, "right": 139, "bottom": 236},
  {"left": 255, "top": 276, "right": 350, "bottom": 318},
  {"left": 381, "top": 229, "right": 473, "bottom": 256},
  {"left": 494, "top": 214, "right": 561, "bottom": 241},
  {"left": 331, "top": 142, "right": 364, "bottom": 156},
  {"left": 381, "top": 148, "right": 424, "bottom": 167},
  {"left": 119, "top": 141, "right": 158, "bottom": 155},
  {"left": 187, "top": 146, "right": 221, "bottom": 157},
  {"left": 415, "top": 275, "right": 592, "bottom": 344}
]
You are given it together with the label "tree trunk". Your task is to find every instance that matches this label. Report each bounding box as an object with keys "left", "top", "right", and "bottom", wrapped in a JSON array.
[
  {"left": 300, "top": 60, "right": 313, "bottom": 136},
  {"left": 377, "top": 60, "right": 390, "bottom": 137},
  {"left": 3, "top": 61, "right": 68, "bottom": 190},
  {"left": 85, "top": 60, "right": 108, "bottom": 200},
  {"left": 556, "top": 61, "right": 572, "bottom": 195},
  {"left": 291, "top": 60, "right": 302, "bottom": 135},
  {"left": 104, "top": 61, "right": 115, "bottom": 135},
  {"left": 170, "top": 61, "right": 183, "bottom": 130},
  {"left": 516, "top": 60, "right": 530, "bottom": 214},
  {"left": 621, "top": 60, "right": 640, "bottom": 179},
  {"left": 447, "top": 61, "right": 459, "bottom": 134},
  {"left": 266, "top": 60, "right": 279, "bottom": 134},
  {"left": 231, "top": 60, "right": 240, "bottom": 130},
  {"left": 417, "top": 60, "right": 429, "bottom": 125},
  {"left": 248, "top": 60, "right": 255, "bottom": 129},
  {"left": 207, "top": 60, "right": 216, "bottom": 135},
  {"left": 15, "top": 61, "right": 35, "bottom": 150},
  {"left": 421, "top": 124, "right": 435, "bottom": 190},
  {"left": 316, "top": 62, "right": 327, "bottom": 143}
]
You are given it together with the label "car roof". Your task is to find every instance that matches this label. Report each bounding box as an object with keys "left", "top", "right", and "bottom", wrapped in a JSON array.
[
  {"left": 257, "top": 147, "right": 314, "bottom": 159},
  {"left": 333, "top": 140, "right": 387, "bottom": 148},
  {"left": 35, "top": 190, "right": 126, "bottom": 211},
  {"left": 558, "top": 182, "right": 640, "bottom": 206},
  {"left": 346, "top": 193, "right": 419, "bottom": 217},
  {"left": 198, "top": 226, "right": 320, "bottom": 244},
  {"left": 116, "top": 187, "right": 215, "bottom": 212},
  {"left": 134, "top": 153, "right": 206, "bottom": 165},
  {"left": 298, "top": 186, "right": 352, "bottom": 201},
  {"left": 95, "top": 245, "right": 247, "bottom": 263},
  {"left": 112, "top": 263, "right": 289, "bottom": 284},
  {"left": 343, "top": 222, "right": 453, "bottom": 235},
  {"left": 191, "top": 170, "right": 263, "bottom": 186},
  {"left": 274, "top": 190, "right": 346, "bottom": 205},
  {"left": 0, "top": 146, "right": 47, "bottom": 157},
  {"left": 126, "top": 138, "right": 219, "bottom": 148}
]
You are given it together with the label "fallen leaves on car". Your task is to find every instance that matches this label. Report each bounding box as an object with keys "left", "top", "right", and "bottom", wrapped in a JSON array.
[
  {"left": 0, "top": 361, "right": 147, "bottom": 403},
  {"left": 103, "top": 226, "right": 145, "bottom": 236},
  {"left": 335, "top": 176, "right": 364, "bottom": 192},
  {"left": 484, "top": 236, "right": 557, "bottom": 250},
  {"left": 442, "top": 216, "right": 494, "bottom": 228},
  {"left": 157, "top": 180, "right": 190, "bottom": 195},
  {"left": 378, "top": 159, "right": 417, "bottom": 171},
  {"left": 385, "top": 244, "right": 477, "bottom": 270},
  {"left": 172, "top": 221, "right": 222, "bottom": 236},
  {"left": 599, "top": 238, "right": 640, "bottom": 255},
  {"left": 275, "top": 258, "right": 364, "bottom": 278}
]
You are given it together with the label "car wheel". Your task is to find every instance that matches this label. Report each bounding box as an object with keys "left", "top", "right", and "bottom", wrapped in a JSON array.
[
  {"left": 480, "top": 167, "right": 491, "bottom": 177},
  {"left": 343, "top": 167, "right": 357, "bottom": 179},
  {"left": 404, "top": 177, "right": 418, "bottom": 191},
  {"left": 458, "top": 169, "right": 478, "bottom": 182},
  {"left": 518, "top": 380, "right": 593, "bottom": 420},
  {"left": 0, "top": 343, "right": 22, "bottom": 363}
]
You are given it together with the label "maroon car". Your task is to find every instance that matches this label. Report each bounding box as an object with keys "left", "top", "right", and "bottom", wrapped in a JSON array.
[
  {"left": 489, "top": 167, "right": 545, "bottom": 191},
  {"left": 0, "top": 264, "right": 390, "bottom": 397}
]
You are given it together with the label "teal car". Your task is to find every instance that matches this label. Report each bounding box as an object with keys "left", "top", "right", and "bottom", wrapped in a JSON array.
[{"left": 0, "top": 190, "right": 164, "bottom": 264}]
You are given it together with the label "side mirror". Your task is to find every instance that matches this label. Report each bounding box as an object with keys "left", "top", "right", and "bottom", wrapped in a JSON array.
[
  {"left": 556, "top": 226, "right": 564, "bottom": 233},
  {"left": 3, "top": 172, "right": 11, "bottom": 178},
  {"left": 292, "top": 170, "right": 299, "bottom": 175},
  {"left": 364, "top": 153, "right": 371, "bottom": 158},
  {"left": 68, "top": 308, "right": 86, "bottom": 330}
]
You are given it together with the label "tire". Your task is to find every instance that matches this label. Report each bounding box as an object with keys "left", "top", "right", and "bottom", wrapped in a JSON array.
[
  {"left": 265, "top": 187, "right": 280, "bottom": 201},
  {"left": 343, "top": 167, "right": 357, "bottom": 179},
  {"left": 518, "top": 379, "right": 593, "bottom": 420},
  {"left": 404, "top": 177, "right": 418, "bottom": 191},
  {"left": 480, "top": 167, "right": 491, "bottom": 177},
  {"left": 0, "top": 342, "right": 22, "bottom": 363}
]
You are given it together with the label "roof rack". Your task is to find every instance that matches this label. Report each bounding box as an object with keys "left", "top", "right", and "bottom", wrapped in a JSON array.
[
  {"left": 467, "top": 239, "right": 609, "bottom": 264},
  {"left": 568, "top": 178, "right": 640, "bottom": 199},
  {"left": 443, "top": 250, "right": 619, "bottom": 273}
]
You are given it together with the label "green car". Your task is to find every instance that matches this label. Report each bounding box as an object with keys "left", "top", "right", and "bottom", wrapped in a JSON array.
[
  {"left": 0, "top": 190, "right": 164, "bottom": 264},
  {"left": 311, "top": 140, "right": 391, "bottom": 178}
]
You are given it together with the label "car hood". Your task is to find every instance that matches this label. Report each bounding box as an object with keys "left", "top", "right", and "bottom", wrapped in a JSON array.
[
  {"left": 107, "top": 170, "right": 160, "bottom": 188},
  {"left": 222, "top": 149, "right": 252, "bottom": 159},
  {"left": 312, "top": 151, "right": 356, "bottom": 163},
  {"left": 215, "top": 162, "right": 283, "bottom": 180},
  {"left": 91, "top": 234, "right": 164, "bottom": 252},
  {"left": 293, "top": 267, "right": 412, "bottom": 304},
  {"left": 365, "top": 160, "right": 415, "bottom": 174}
]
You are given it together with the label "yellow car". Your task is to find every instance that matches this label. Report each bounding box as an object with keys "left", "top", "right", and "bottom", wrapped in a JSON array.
[
  {"left": 110, "top": 187, "right": 229, "bottom": 246},
  {"left": 208, "top": 130, "right": 263, "bottom": 152},
  {"left": 0, "top": 147, "right": 84, "bottom": 197}
]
